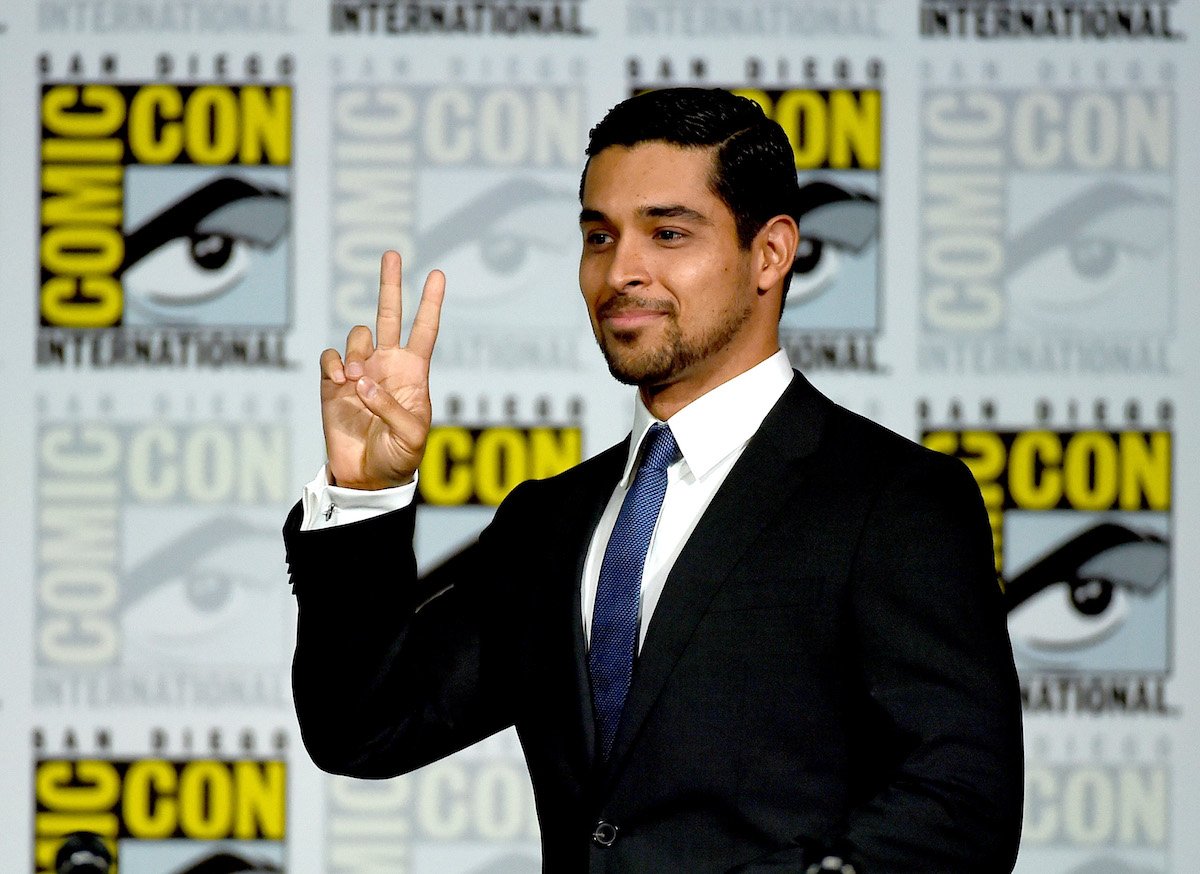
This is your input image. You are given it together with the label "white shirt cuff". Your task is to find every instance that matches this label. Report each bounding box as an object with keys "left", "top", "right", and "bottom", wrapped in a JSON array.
[{"left": 300, "top": 465, "right": 418, "bottom": 530}]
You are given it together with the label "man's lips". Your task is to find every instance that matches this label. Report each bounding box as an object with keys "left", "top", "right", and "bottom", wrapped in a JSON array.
[
  {"left": 597, "top": 299, "right": 673, "bottom": 330},
  {"left": 604, "top": 309, "right": 668, "bottom": 329}
]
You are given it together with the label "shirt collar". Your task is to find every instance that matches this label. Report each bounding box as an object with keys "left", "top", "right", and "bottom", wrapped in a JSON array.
[{"left": 621, "top": 349, "right": 795, "bottom": 486}]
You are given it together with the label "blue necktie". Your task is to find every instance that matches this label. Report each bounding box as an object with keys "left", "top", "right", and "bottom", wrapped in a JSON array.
[{"left": 589, "top": 422, "right": 680, "bottom": 759}]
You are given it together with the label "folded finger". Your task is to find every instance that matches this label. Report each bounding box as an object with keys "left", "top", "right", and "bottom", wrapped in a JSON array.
[
  {"left": 320, "top": 347, "right": 345, "bottom": 384},
  {"left": 344, "top": 324, "right": 374, "bottom": 379}
]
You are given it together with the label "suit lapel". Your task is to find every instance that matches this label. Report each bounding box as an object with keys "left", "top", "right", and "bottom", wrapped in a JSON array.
[
  {"left": 600, "top": 373, "right": 829, "bottom": 784},
  {"left": 537, "top": 440, "right": 627, "bottom": 781}
]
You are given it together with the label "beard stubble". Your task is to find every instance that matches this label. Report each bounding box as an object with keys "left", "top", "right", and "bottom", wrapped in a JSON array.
[{"left": 596, "top": 295, "right": 753, "bottom": 387}]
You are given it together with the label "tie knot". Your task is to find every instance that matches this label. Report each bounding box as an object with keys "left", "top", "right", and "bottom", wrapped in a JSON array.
[{"left": 639, "top": 423, "right": 679, "bottom": 473}]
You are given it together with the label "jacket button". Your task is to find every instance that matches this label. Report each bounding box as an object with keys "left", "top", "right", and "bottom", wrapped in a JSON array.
[{"left": 592, "top": 820, "right": 618, "bottom": 847}]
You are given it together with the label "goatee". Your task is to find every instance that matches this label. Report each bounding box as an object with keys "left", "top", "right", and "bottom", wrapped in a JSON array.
[{"left": 596, "top": 297, "right": 752, "bottom": 387}]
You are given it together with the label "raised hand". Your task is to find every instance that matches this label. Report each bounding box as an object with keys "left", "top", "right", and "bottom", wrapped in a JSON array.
[{"left": 320, "top": 251, "right": 445, "bottom": 490}]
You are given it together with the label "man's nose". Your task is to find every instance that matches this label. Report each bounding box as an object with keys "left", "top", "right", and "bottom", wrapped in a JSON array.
[{"left": 606, "top": 238, "right": 649, "bottom": 291}]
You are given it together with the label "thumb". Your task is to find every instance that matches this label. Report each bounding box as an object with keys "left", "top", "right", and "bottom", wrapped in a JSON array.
[{"left": 355, "top": 376, "right": 425, "bottom": 444}]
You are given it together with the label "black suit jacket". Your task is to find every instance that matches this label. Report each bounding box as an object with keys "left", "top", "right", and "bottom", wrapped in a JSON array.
[{"left": 286, "top": 373, "right": 1023, "bottom": 873}]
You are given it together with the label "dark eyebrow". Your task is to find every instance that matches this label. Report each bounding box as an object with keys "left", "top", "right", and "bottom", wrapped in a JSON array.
[
  {"left": 642, "top": 204, "right": 709, "bottom": 223},
  {"left": 579, "top": 204, "right": 711, "bottom": 224}
]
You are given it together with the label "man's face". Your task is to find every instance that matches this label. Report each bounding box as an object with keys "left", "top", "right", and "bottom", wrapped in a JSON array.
[{"left": 578, "top": 142, "right": 763, "bottom": 390}]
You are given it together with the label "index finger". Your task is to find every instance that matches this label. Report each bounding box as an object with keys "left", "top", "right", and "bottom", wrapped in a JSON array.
[{"left": 376, "top": 250, "right": 403, "bottom": 349}]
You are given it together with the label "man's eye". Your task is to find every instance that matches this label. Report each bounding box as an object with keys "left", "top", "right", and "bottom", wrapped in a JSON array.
[
  {"left": 585, "top": 231, "right": 611, "bottom": 245},
  {"left": 655, "top": 229, "right": 683, "bottom": 241}
]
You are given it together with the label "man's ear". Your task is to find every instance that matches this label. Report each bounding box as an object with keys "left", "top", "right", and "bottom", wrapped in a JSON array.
[{"left": 755, "top": 214, "right": 799, "bottom": 296}]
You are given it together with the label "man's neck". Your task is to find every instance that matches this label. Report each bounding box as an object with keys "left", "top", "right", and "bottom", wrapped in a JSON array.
[{"left": 638, "top": 343, "right": 781, "bottom": 420}]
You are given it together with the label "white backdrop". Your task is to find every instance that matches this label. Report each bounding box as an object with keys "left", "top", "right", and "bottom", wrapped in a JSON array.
[{"left": 1, "top": 1, "right": 1197, "bottom": 871}]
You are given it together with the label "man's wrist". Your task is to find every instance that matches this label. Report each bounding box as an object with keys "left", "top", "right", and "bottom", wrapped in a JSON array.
[{"left": 327, "top": 465, "right": 415, "bottom": 491}]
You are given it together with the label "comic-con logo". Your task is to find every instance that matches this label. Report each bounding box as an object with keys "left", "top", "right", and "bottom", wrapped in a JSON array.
[
  {"left": 406, "top": 395, "right": 583, "bottom": 571},
  {"left": 1021, "top": 733, "right": 1169, "bottom": 871},
  {"left": 921, "top": 400, "right": 1173, "bottom": 714},
  {"left": 326, "top": 735, "right": 539, "bottom": 872},
  {"left": 329, "top": 64, "right": 591, "bottom": 372},
  {"left": 920, "top": 0, "right": 1183, "bottom": 40},
  {"left": 418, "top": 422, "right": 581, "bottom": 506},
  {"left": 330, "top": 0, "right": 590, "bottom": 35},
  {"left": 919, "top": 60, "right": 1175, "bottom": 374},
  {"left": 631, "top": 57, "right": 884, "bottom": 372},
  {"left": 34, "top": 730, "right": 286, "bottom": 874},
  {"left": 38, "top": 59, "right": 293, "bottom": 368},
  {"left": 34, "top": 395, "right": 291, "bottom": 709}
]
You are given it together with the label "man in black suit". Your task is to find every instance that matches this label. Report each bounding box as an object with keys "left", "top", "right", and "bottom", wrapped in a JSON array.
[{"left": 286, "top": 88, "right": 1023, "bottom": 873}]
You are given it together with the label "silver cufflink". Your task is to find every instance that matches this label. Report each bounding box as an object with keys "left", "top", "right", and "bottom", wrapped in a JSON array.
[{"left": 805, "top": 857, "right": 856, "bottom": 874}]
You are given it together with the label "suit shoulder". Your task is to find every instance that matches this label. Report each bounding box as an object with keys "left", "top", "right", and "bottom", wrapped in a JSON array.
[
  {"left": 822, "top": 400, "right": 972, "bottom": 489},
  {"left": 494, "top": 438, "right": 625, "bottom": 515},
  {"left": 774, "top": 372, "right": 965, "bottom": 487}
]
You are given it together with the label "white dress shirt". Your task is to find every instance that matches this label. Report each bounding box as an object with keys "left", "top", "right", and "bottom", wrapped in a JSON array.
[{"left": 301, "top": 349, "right": 795, "bottom": 649}]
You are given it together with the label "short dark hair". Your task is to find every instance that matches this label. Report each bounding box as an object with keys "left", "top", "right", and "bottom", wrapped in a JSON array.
[{"left": 582, "top": 87, "right": 800, "bottom": 251}]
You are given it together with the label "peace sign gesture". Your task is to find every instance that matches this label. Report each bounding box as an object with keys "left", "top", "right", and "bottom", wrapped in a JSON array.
[{"left": 320, "top": 251, "right": 445, "bottom": 490}]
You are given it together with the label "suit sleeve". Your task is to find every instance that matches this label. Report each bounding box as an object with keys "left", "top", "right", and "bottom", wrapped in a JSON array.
[
  {"left": 734, "top": 452, "right": 1024, "bottom": 874},
  {"left": 284, "top": 485, "right": 528, "bottom": 779}
]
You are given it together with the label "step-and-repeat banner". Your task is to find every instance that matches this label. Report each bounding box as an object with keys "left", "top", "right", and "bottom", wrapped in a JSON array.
[{"left": 1, "top": 1, "right": 1197, "bottom": 871}]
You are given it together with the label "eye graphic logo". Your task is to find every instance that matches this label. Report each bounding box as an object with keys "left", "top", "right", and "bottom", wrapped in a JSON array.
[
  {"left": 1006, "top": 521, "right": 1170, "bottom": 673},
  {"left": 121, "top": 175, "right": 289, "bottom": 326},
  {"left": 37, "top": 79, "right": 293, "bottom": 367},
  {"left": 118, "top": 517, "right": 289, "bottom": 667},
  {"left": 1005, "top": 182, "right": 1172, "bottom": 335},
  {"left": 411, "top": 176, "right": 580, "bottom": 324},
  {"left": 788, "top": 178, "right": 880, "bottom": 311},
  {"left": 923, "top": 419, "right": 1173, "bottom": 687}
]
